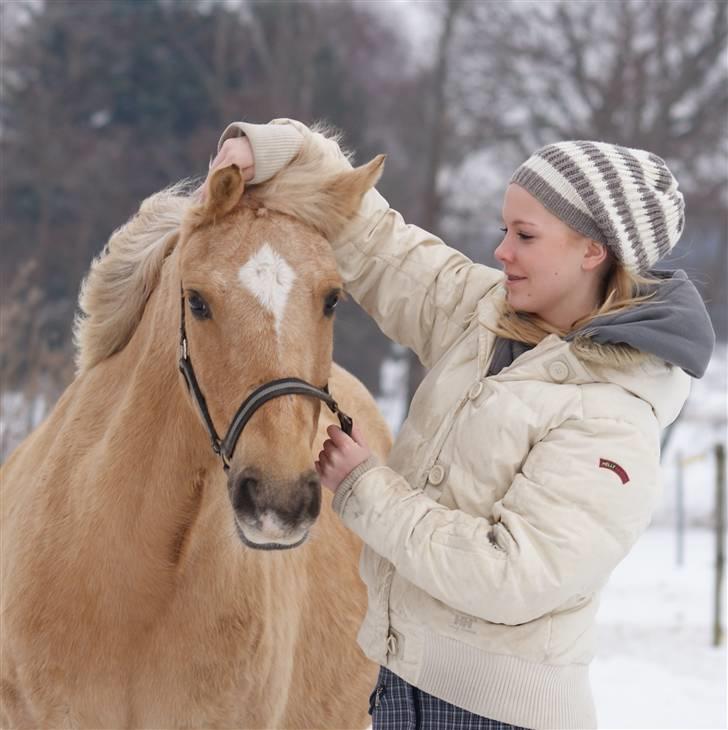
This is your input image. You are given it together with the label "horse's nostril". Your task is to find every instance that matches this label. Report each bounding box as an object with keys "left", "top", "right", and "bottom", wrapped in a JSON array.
[
  {"left": 233, "top": 474, "right": 259, "bottom": 515},
  {"left": 300, "top": 471, "right": 321, "bottom": 522},
  {"left": 298, "top": 470, "right": 320, "bottom": 494}
]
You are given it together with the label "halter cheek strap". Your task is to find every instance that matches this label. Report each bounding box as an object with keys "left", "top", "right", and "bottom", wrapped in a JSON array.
[{"left": 178, "top": 286, "right": 353, "bottom": 471}]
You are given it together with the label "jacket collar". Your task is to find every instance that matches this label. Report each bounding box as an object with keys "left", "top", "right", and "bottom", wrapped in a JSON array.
[
  {"left": 476, "top": 295, "right": 690, "bottom": 429},
  {"left": 568, "top": 336, "right": 649, "bottom": 369}
]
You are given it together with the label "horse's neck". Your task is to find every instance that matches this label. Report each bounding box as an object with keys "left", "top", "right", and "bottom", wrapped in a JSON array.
[{"left": 92, "top": 276, "right": 222, "bottom": 574}]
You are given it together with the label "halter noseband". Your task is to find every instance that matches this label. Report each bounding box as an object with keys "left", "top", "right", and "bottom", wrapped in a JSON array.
[{"left": 177, "top": 286, "right": 353, "bottom": 471}]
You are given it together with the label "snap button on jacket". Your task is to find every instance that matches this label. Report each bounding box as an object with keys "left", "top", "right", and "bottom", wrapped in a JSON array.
[
  {"left": 427, "top": 464, "right": 446, "bottom": 486},
  {"left": 548, "top": 360, "right": 570, "bottom": 382}
]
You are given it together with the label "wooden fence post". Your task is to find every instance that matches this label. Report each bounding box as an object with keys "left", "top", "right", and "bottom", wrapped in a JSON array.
[
  {"left": 676, "top": 451, "right": 684, "bottom": 566},
  {"left": 714, "top": 442, "right": 725, "bottom": 647}
]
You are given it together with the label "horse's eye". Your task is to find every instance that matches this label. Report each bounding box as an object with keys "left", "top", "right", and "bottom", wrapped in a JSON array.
[
  {"left": 324, "top": 291, "right": 340, "bottom": 317},
  {"left": 188, "top": 291, "right": 211, "bottom": 320}
]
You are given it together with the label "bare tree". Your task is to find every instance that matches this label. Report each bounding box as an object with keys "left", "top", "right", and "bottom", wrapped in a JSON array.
[
  {"left": 405, "top": 0, "right": 468, "bottom": 401},
  {"left": 431, "top": 0, "right": 726, "bottom": 335},
  {"left": 452, "top": 0, "right": 726, "bottom": 183}
]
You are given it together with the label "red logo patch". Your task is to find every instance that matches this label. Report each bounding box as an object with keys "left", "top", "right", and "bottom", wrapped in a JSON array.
[{"left": 599, "top": 458, "right": 630, "bottom": 484}]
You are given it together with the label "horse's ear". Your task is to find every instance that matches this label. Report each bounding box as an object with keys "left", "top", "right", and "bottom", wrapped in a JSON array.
[
  {"left": 330, "top": 154, "right": 385, "bottom": 213},
  {"left": 205, "top": 164, "right": 245, "bottom": 218},
  {"left": 319, "top": 155, "right": 385, "bottom": 236}
]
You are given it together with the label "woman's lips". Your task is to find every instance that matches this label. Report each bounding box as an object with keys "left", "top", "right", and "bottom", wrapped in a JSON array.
[{"left": 506, "top": 275, "right": 527, "bottom": 285}]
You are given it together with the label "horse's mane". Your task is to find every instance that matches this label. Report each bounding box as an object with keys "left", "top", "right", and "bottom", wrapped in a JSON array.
[
  {"left": 73, "top": 126, "right": 353, "bottom": 374},
  {"left": 73, "top": 180, "right": 194, "bottom": 373}
]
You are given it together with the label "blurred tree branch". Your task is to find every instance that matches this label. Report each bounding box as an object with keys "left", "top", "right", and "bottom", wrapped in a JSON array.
[
  {"left": 434, "top": 0, "right": 726, "bottom": 337},
  {"left": 405, "top": 0, "right": 468, "bottom": 402}
]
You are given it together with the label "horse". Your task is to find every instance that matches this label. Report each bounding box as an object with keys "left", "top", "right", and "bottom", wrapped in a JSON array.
[{"left": 0, "top": 133, "right": 391, "bottom": 728}]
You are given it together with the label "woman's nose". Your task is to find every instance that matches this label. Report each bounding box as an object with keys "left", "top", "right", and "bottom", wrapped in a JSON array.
[{"left": 494, "top": 238, "right": 512, "bottom": 263}]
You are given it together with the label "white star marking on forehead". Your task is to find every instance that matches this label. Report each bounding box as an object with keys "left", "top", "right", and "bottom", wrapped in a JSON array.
[{"left": 237, "top": 243, "right": 296, "bottom": 337}]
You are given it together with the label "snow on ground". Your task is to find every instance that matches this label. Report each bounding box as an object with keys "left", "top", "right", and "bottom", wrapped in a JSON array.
[{"left": 593, "top": 526, "right": 726, "bottom": 729}]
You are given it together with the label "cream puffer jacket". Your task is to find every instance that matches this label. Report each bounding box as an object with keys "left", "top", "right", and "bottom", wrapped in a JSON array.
[{"left": 218, "top": 120, "right": 692, "bottom": 729}]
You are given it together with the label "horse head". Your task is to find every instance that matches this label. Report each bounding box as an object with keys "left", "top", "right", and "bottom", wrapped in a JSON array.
[{"left": 176, "top": 141, "right": 383, "bottom": 550}]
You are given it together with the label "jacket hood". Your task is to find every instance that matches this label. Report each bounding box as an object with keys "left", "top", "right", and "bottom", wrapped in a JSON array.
[{"left": 568, "top": 269, "right": 715, "bottom": 379}]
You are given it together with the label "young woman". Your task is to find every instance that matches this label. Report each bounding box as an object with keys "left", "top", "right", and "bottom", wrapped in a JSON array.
[{"left": 207, "top": 121, "right": 715, "bottom": 729}]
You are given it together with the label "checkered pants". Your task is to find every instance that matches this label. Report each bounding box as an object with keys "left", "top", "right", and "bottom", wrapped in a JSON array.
[{"left": 368, "top": 667, "right": 530, "bottom": 730}]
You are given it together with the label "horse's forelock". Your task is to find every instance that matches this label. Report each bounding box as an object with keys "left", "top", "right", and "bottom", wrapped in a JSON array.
[{"left": 243, "top": 126, "right": 358, "bottom": 239}]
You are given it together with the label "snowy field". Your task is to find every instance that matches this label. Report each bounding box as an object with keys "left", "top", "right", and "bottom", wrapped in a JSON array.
[{"left": 593, "top": 526, "right": 726, "bottom": 729}]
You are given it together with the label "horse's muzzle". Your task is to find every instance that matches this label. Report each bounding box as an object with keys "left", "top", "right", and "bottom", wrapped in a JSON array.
[{"left": 229, "top": 468, "right": 321, "bottom": 550}]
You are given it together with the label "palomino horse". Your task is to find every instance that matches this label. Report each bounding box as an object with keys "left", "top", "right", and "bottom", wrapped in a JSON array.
[{"left": 0, "top": 135, "right": 391, "bottom": 728}]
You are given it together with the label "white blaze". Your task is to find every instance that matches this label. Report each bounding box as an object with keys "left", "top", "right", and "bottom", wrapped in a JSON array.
[{"left": 237, "top": 243, "right": 296, "bottom": 337}]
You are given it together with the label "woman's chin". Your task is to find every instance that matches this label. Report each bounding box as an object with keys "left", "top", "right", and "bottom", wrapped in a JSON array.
[{"left": 506, "top": 293, "right": 537, "bottom": 313}]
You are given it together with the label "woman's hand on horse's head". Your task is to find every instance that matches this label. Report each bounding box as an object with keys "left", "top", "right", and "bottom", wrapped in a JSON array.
[
  {"left": 315, "top": 424, "right": 372, "bottom": 494},
  {"left": 202, "top": 137, "right": 255, "bottom": 200}
]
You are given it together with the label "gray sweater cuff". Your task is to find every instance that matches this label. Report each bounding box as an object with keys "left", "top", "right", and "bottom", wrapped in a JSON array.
[
  {"left": 331, "top": 455, "right": 381, "bottom": 517},
  {"left": 217, "top": 121, "right": 304, "bottom": 184}
]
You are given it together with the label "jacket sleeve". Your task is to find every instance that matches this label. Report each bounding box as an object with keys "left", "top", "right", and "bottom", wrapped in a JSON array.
[
  {"left": 217, "top": 118, "right": 504, "bottom": 369},
  {"left": 218, "top": 120, "right": 305, "bottom": 184},
  {"left": 333, "top": 415, "right": 660, "bottom": 625}
]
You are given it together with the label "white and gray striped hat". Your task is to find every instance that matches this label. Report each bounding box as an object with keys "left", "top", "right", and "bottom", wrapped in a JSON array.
[{"left": 510, "top": 141, "right": 685, "bottom": 273}]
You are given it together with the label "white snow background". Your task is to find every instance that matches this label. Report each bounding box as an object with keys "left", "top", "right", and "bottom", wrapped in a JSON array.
[{"left": 592, "top": 526, "right": 725, "bottom": 729}]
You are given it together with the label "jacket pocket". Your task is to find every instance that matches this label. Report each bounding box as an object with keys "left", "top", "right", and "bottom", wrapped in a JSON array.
[{"left": 545, "top": 594, "right": 598, "bottom": 662}]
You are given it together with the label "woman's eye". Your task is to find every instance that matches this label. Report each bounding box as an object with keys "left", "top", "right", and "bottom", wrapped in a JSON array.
[
  {"left": 188, "top": 292, "right": 211, "bottom": 319},
  {"left": 500, "top": 226, "right": 533, "bottom": 240},
  {"left": 324, "top": 291, "right": 340, "bottom": 316}
]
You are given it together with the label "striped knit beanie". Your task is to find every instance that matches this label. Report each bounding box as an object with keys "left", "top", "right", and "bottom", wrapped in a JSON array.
[{"left": 510, "top": 141, "right": 685, "bottom": 273}]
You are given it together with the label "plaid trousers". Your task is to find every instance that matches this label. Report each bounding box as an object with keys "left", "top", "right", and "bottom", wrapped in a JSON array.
[{"left": 368, "top": 666, "right": 530, "bottom": 730}]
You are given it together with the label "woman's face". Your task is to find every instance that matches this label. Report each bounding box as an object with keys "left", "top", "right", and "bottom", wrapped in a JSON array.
[{"left": 494, "top": 183, "right": 608, "bottom": 330}]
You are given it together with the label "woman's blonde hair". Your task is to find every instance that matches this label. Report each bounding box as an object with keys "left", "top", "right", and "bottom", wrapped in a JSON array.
[{"left": 489, "top": 257, "right": 660, "bottom": 346}]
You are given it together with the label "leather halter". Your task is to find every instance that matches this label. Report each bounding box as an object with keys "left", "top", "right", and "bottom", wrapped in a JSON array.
[{"left": 178, "top": 287, "right": 353, "bottom": 472}]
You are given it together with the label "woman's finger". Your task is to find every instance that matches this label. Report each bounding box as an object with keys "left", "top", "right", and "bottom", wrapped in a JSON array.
[
  {"left": 350, "top": 423, "right": 369, "bottom": 449},
  {"left": 328, "top": 426, "right": 352, "bottom": 449}
]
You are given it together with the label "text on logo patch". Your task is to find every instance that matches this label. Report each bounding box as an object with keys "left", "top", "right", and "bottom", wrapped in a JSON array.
[{"left": 599, "top": 458, "right": 630, "bottom": 484}]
